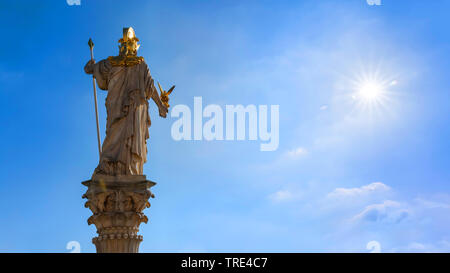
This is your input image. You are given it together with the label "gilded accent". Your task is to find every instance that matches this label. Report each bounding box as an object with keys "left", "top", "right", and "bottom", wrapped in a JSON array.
[
  {"left": 108, "top": 27, "right": 144, "bottom": 67},
  {"left": 107, "top": 55, "right": 144, "bottom": 67},
  {"left": 157, "top": 82, "right": 175, "bottom": 108}
]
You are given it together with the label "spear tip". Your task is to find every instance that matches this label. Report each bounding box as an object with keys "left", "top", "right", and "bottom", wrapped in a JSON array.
[{"left": 88, "top": 38, "right": 94, "bottom": 48}]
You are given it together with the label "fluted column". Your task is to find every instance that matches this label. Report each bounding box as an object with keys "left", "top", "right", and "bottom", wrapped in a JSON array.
[{"left": 82, "top": 175, "right": 155, "bottom": 253}]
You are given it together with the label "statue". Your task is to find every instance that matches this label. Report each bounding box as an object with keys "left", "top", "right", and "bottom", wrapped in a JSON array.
[
  {"left": 82, "top": 27, "right": 173, "bottom": 253},
  {"left": 84, "top": 27, "right": 173, "bottom": 176}
]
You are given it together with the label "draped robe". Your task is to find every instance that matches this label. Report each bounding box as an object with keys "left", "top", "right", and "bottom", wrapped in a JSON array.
[{"left": 89, "top": 59, "right": 156, "bottom": 175}]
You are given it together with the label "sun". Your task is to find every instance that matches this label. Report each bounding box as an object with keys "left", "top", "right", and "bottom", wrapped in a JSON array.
[
  {"left": 349, "top": 69, "right": 395, "bottom": 112},
  {"left": 357, "top": 80, "right": 385, "bottom": 102},
  {"left": 336, "top": 60, "right": 401, "bottom": 117}
]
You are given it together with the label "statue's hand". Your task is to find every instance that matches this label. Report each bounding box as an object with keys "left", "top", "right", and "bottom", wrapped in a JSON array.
[
  {"left": 159, "top": 104, "right": 168, "bottom": 118},
  {"left": 84, "top": 59, "right": 96, "bottom": 74}
]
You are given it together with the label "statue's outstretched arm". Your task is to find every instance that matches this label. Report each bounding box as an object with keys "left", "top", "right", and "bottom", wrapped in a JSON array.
[{"left": 151, "top": 84, "right": 168, "bottom": 118}]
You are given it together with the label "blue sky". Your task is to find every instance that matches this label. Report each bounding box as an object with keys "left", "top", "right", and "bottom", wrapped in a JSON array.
[{"left": 0, "top": 0, "right": 449, "bottom": 252}]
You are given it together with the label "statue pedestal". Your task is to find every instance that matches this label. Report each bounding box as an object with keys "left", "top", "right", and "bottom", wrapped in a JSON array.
[{"left": 82, "top": 175, "right": 156, "bottom": 253}]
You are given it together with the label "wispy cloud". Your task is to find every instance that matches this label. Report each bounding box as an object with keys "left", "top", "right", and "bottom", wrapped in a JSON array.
[
  {"left": 268, "top": 190, "right": 295, "bottom": 202},
  {"left": 327, "top": 182, "right": 391, "bottom": 199},
  {"left": 352, "top": 200, "right": 410, "bottom": 224},
  {"left": 253, "top": 146, "right": 309, "bottom": 172},
  {"left": 284, "top": 147, "right": 308, "bottom": 159},
  {"left": 390, "top": 240, "right": 450, "bottom": 253},
  {"left": 414, "top": 198, "right": 450, "bottom": 210}
]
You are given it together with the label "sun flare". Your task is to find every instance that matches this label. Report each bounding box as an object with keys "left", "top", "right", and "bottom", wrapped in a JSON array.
[
  {"left": 357, "top": 81, "right": 384, "bottom": 101},
  {"left": 348, "top": 68, "right": 396, "bottom": 112}
]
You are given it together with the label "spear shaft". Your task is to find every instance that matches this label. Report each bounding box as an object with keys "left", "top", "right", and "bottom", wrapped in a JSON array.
[{"left": 88, "top": 38, "right": 102, "bottom": 157}]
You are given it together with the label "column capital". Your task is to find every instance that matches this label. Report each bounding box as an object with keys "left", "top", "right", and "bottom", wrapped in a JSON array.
[{"left": 82, "top": 175, "right": 156, "bottom": 253}]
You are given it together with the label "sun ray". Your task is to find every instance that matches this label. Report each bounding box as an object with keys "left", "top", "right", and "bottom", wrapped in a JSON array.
[{"left": 348, "top": 65, "right": 398, "bottom": 118}]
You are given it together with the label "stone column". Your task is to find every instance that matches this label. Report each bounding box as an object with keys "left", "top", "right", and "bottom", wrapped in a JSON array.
[{"left": 82, "top": 175, "right": 155, "bottom": 253}]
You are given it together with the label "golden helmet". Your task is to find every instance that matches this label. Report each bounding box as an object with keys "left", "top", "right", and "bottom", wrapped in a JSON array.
[{"left": 118, "top": 27, "right": 140, "bottom": 56}]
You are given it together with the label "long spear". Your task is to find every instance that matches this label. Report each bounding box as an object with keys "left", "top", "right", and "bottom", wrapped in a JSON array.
[{"left": 88, "top": 38, "right": 102, "bottom": 157}]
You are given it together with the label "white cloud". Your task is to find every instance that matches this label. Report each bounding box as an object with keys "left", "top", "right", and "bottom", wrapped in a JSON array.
[
  {"left": 268, "top": 190, "right": 294, "bottom": 202},
  {"left": 352, "top": 200, "right": 410, "bottom": 224},
  {"left": 253, "top": 146, "right": 309, "bottom": 171},
  {"left": 327, "top": 182, "right": 391, "bottom": 199},
  {"left": 407, "top": 242, "right": 426, "bottom": 251},
  {"left": 285, "top": 147, "right": 308, "bottom": 159}
]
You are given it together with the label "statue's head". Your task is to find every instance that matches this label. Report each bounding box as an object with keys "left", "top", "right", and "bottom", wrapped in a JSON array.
[{"left": 118, "top": 27, "right": 140, "bottom": 57}]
